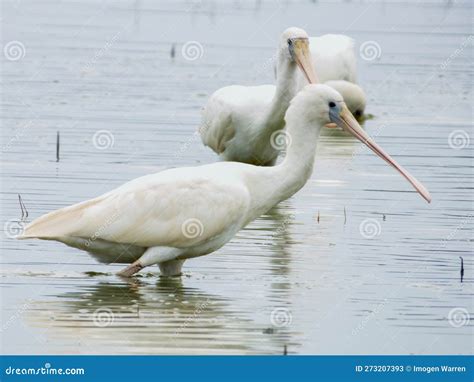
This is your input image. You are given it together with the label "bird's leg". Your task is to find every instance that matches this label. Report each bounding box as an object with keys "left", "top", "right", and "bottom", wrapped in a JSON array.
[
  {"left": 117, "top": 261, "right": 144, "bottom": 277},
  {"left": 158, "top": 260, "right": 185, "bottom": 277},
  {"left": 117, "top": 247, "right": 180, "bottom": 277}
]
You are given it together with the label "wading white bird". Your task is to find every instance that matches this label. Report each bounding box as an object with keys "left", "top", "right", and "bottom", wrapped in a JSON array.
[
  {"left": 19, "top": 85, "right": 431, "bottom": 277},
  {"left": 200, "top": 27, "right": 317, "bottom": 166},
  {"left": 296, "top": 34, "right": 367, "bottom": 119}
]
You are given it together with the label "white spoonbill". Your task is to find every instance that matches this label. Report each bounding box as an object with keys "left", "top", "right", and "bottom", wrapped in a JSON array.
[
  {"left": 200, "top": 27, "right": 317, "bottom": 166},
  {"left": 297, "top": 34, "right": 367, "bottom": 119},
  {"left": 19, "top": 85, "right": 431, "bottom": 277}
]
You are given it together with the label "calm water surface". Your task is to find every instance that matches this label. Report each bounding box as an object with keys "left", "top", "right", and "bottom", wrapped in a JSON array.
[{"left": 1, "top": 0, "right": 472, "bottom": 354}]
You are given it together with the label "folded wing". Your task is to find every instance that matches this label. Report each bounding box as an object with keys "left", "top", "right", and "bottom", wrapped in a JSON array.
[
  {"left": 200, "top": 85, "right": 275, "bottom": 155},
  {"left": 20, "top": 166, "right": 251, "bottom": 249}
]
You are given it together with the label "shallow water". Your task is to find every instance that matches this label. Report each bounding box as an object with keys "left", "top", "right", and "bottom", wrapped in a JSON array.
[{"left": 1, "top": 0, "right": 472, "bottom": 354}]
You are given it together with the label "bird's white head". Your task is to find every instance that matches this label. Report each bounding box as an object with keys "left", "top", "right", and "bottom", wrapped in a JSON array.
[
  {"left": 287, "top": 84, "right": 432, "bottom": 203},
  {"left": 279, "top": 27, "right": 318, "bottom": 84}
]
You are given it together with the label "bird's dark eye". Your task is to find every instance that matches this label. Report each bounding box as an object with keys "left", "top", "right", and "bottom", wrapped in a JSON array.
[
  {"left": 287, "top": 39, "right": 293, "bottom": 46},
  {"left": 329, "top": 101, "right": 336, "bottom": 108}
]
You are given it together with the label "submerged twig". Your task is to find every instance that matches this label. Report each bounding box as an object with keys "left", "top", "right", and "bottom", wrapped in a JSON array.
[
  {"left": 460, "top": 256, "right": 464, "bottom": 283},
  {"left": 170, "top": 43, "right": 176, "bottom": 59},
  {"left": 18, "top": 194, "right": 28, "bottom": 221},
  {"left": 56, "top": 131, "right": 60, "bottom": 162}
]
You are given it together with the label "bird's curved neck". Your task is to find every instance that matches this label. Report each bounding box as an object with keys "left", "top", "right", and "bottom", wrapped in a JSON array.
[
  {"left": 275, "top": 116, "right": 321, "bottom": 197},
  {"left": 247, "top": 115, "right": 322, "bottom": 218},
  {"left": 263, "top": 54, "right": 298, "bottom": 128}
]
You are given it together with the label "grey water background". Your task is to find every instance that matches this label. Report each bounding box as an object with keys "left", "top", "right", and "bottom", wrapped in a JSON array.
[{"left": 1, "top": 0, "right": 472, "bottom": 354}]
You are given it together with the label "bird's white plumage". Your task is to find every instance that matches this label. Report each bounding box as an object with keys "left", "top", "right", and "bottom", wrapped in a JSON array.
[
  {"left": 201, "top": 85, "right": 280, "bottom": 164},
  {"left": 308, "top": 34, "right": 357, "bottom": 82}
]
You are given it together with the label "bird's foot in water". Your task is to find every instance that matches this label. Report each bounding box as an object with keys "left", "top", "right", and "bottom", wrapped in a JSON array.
[
  {"left": 159, "top": 259, "right": 184, "bottom": 277},
  {"left": 117, "top": 261, "right": 144, "bottom": 277}
]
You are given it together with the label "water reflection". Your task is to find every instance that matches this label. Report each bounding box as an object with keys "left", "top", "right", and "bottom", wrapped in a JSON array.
[
  {"left": 27, "top": 278, "right": 235, "bottom": 354},
  {"left": 26, "top": 274, "right": 297, "bottom": 354}
]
